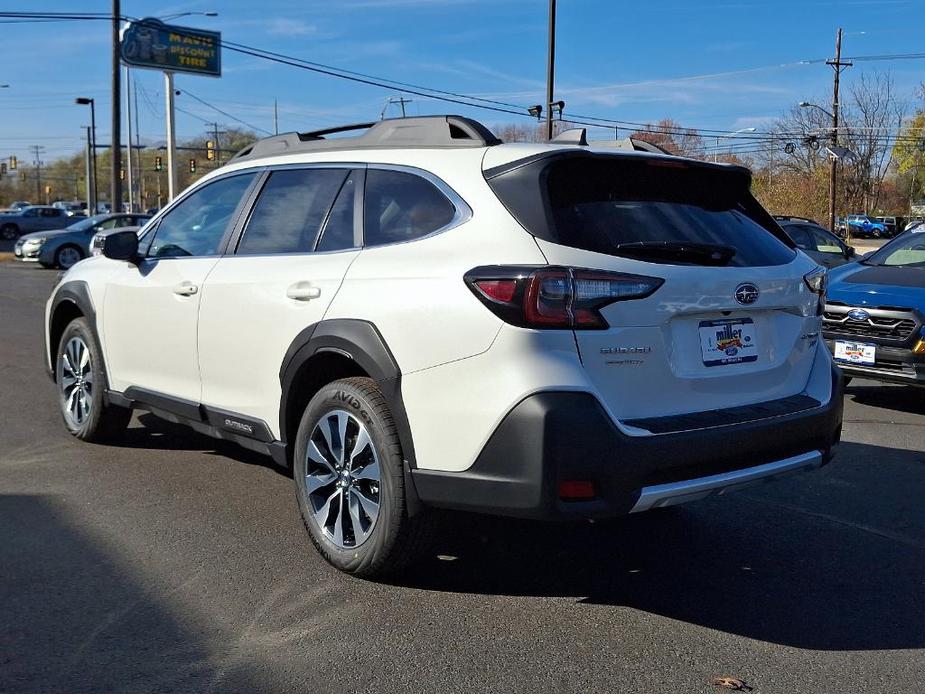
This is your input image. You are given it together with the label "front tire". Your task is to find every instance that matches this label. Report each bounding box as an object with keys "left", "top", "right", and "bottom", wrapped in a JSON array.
[
  {"left": 0, "top": 223, "right": 19, "bottom": 240},
  {"left": 55, "top": 244, "right": 83, "bottom": 269},
  {"left": 56, "top": 317, "right": 131, "bottom": 441},
  {"left": 293, "top": 377, "right": 433, "bottom": 577}
]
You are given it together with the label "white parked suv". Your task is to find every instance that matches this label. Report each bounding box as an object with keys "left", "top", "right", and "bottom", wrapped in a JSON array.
[{"left": 45, "top": 116, "right": 843, "bottom": 576}]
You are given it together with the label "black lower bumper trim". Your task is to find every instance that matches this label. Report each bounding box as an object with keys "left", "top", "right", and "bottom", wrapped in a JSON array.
[{"left": 412, "top": 368, "right": 844, "bottom": 520}]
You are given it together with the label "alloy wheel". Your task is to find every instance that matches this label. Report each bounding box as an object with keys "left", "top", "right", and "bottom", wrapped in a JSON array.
[
  {"left": 60, "top": 336, "right": 93, "bottom": 427},
  {"left": 303, "top": 409, "right": 381, "bottom": 549},
  {"left": 57, "top": 247, "right": 81, "bottom": 269}
]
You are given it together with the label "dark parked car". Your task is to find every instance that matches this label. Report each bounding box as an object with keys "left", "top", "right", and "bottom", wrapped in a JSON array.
[
  {"left": 13, "top": 213, "right": 150, "bottom": 269},
  {"left": 0, "top": 205, "right": 71, "bottom": 240},
  {"left": 774, "top": 216, "right": 856, "bottom": 269},
  {"left": 824, "top": 227, "right": 925, "bottom": 386}
]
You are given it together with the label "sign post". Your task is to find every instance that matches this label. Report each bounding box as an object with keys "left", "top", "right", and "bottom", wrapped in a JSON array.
[
  {"left": 120, "top": 17, "right": 221, "bottom": 202},
  {"left": 165, "top": 72, "right": 178, "bottom": 201}
]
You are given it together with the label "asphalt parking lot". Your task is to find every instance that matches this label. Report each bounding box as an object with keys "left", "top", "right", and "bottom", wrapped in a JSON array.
[{"left": 1, "top": 259, "right": 923, "bottom": 694}]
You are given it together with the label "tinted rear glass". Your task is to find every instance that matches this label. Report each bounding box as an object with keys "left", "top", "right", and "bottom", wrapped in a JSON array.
[{"left": 488, "top": 153, "right": 795, "bottom": 267}]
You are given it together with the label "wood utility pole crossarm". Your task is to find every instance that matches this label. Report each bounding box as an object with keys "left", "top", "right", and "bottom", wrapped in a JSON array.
[{"left": 826, "top": 28, "right": 852, "bottom": 235}]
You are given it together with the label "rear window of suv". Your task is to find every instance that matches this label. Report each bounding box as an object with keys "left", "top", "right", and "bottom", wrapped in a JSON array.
[{"left": 486, "top": 152, "right": 796, "bottom": 267}]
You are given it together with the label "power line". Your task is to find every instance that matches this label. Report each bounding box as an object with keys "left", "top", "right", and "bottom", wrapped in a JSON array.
[{"left": 177, "top": 88, "right": 272, "bottom": 135}]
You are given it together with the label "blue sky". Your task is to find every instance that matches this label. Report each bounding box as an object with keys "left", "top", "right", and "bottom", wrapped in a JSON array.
[{"left": 2, "top": 0, "right": 924, "bottom": 160}]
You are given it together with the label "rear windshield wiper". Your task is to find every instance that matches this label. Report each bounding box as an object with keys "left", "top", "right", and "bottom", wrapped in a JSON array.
[{"left": 613, "top": 241, "right": 737, "bottom": 266}]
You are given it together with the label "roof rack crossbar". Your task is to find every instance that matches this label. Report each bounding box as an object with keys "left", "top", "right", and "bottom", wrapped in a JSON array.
[{"left": 230, "top": 115, "right": 502, "bottom": 163}]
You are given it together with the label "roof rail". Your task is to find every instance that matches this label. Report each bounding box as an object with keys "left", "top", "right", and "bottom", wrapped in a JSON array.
[{"left": 230, "top": 115, "right": 502, "bottom": 163}]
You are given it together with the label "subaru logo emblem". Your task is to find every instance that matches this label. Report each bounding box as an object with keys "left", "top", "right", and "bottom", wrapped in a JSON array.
[
  {"left": 734, "top": 283, "right": 760, "bottom": 305},
  {"left": 847, "top": 308, "right": 870, "bottom": 322}
]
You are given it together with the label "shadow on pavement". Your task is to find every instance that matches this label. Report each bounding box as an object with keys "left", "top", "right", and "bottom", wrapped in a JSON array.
[
  {"left": 111, "top": 412, "right": 289, "bottom": 476},
  {"left": 0, "top": 494, "right": 265, "bottom": 693},
  {"left": 391, "top": 441, "right": 925, "bottom": 652},
  {"left": 845, "top": 383, "right": 925, "bottom": 416}
]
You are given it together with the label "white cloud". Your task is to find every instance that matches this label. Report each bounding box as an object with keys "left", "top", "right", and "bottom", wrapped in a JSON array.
[{"left": 263, "top": 18, "right": 318, "bottom": 36}]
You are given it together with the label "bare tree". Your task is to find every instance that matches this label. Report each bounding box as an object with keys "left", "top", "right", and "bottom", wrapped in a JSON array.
[
  {"left": 629, "top": 119, "right": 704, "bottom": 157},
  {"left": 840, "top": 72, "right": 905, "bottom": 212}
]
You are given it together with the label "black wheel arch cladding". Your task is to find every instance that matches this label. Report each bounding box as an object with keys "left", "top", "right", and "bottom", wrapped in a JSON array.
[
  {"left": 48, "top": 280, "right": 104, "bottom": 382},
  {"left": 279, "top": 318, "right": 418, "bottom": 468}
]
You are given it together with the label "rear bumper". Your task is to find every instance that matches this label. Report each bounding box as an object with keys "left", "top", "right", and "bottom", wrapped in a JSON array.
[{"left": 411, "top": 366, "right": 843, "bottom": 519}]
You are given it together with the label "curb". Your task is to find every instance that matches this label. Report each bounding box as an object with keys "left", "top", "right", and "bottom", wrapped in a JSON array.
[{"left": 0, "top": 252, "right": 14, "bottom": 262}]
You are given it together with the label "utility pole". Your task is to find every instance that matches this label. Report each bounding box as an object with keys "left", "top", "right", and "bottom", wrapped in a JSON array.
[
  {"left": 111, "top": 0, "right": 122, "bottom": 211},
  {"left": 209, "top": 122, "right": 227, "bottom": 165},
  {"left": 545, "top": 0, "right": 557, "bottom": 141},
  {"left": 274, "top": 98, "right": 279, "bottom": 135},
  {"left": 30, "top": 145, "right": 45, "bottom": 202},
  {"left": 82, "top": 126, "right": 93, "bottom": 214},
  {"left": 827, "top": 27, "right": 852, "bottom": 235},
  {"left": 125, "top": 66, "right": 134, "bottom": 212},
  {"left": 134, "top": 75, "right": 142, "bottom": 209}
]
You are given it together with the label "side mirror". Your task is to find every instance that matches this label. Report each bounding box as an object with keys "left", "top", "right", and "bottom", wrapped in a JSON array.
[
  {"left": 845, "top": 246, "right": 856, "bottom": 258},
  {"left": 94, "top": 228, "right": 139, "bottom": 262}
]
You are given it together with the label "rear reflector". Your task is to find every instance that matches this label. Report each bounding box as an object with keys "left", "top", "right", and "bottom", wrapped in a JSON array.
[
  {"left": 474, "top": 279, "right": 517, "bottom": 303},
  {"left": 559, "top": 480, "right": 596, "bottom": 500}
]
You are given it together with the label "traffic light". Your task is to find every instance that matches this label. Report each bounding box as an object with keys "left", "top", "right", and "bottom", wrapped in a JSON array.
[
  {"left": 44, "top": 185, "right": 51, "bottom": 195},
  {"left": 154, "top": 156, "right": 162, "bottom": 171},
  {"left": 206, "top": 140, "right": 215, "bottom": 161},
  {"left": 189, "top": 158, "right": 197, "bottom": 173},
  {"left": 119, "top": 169, "right": 125, "bottom": 181},
  {"left": 9, "top": 155, "right": 17, "bottom": 170}
]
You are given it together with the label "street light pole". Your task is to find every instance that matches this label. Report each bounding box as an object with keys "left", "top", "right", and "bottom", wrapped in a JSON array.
[
  {"left": 545, "top": 0, "right": 556, "bottom": 141},
  {"left": 75, "top": 98, "right": 98, "bottom": 212}
]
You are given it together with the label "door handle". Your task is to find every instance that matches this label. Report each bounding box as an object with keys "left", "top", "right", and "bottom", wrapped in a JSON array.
[
  {"left": 173, "top": 281, "right": 199, "bottom": 296},
  {"left": 287, "top": 282, "right": 322, "bottom": 301}
]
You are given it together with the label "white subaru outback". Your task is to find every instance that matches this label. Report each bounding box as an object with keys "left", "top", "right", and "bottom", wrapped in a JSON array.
[{"left": 45, "top": 116, "right": 843, "bottom": 576}]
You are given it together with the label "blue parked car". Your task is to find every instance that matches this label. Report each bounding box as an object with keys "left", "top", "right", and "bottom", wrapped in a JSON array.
[
  {"left": 823, "top": 227, "right": 925, "bottom": 386},
  {"left": 844, "top": 214, "right": 887, "bottom": 239},
  {"left": 13, "top": 213, "right": 150, "bottom": 269}
]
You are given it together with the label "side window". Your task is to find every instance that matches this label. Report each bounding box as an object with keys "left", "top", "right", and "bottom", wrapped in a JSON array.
[
  {"left": 22, "top": 208, "right": 37, "bottom": 217},
  {"left": 363, "top": 169, "right": 456, "bottom": 247},
  {"left": 808, "top": 227, "right": 842, "bottom": 253},
  {"left": 41, "top": 208, "right": 60, "bottom": 218},
  {"left": 146, "top": 173, "right": 256, "bottom": 258},
  {"left": 237, "top": 168, "right": 348, "bottom": 255},
  {"left": 316, "top": 172, "right": 358, "bottom": 253},
  {"left": 97, "top": 217, "right": 122, "bottom": 230},
  {"left": 784, "top": 224, "right": 812, "bottom": 251}
]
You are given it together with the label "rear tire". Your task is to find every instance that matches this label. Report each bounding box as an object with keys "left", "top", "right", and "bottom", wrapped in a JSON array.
[
  {"left": 293, "top": 377, "right": 434, "bottom": 577},
  {"left": 56, "top": 317, "right": 131, "bottom": 442}
]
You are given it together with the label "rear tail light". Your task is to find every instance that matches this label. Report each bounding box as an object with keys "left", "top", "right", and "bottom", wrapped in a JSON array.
[
  {"left": 465, "top": 265, "right": 663, "bottom": 329},
  {"left": 804, "top": 266, "right": 827, "bottom": 315}
]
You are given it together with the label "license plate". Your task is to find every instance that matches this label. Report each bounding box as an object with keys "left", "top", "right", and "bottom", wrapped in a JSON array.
[
  {"left": 834, "top": 340, "right": 876, "bottom": 365},
  {"left": 699, "top": 318, "right": 758, "bottom": 367}
]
